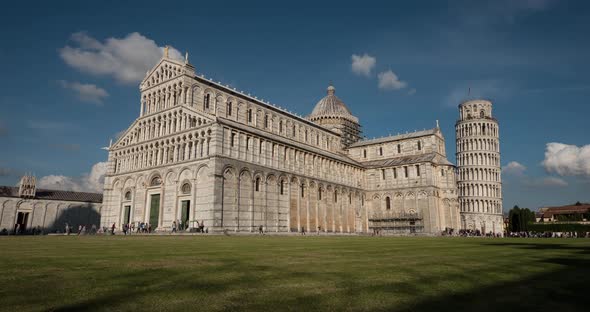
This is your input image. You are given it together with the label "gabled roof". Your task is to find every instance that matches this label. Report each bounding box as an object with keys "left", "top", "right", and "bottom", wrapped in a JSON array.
[
  {"left": 360, "top": 152, "right": 453, "bottom": 168},
  {"left": 140, "top": 56, "right": 190, "bottom": 87},
  {"left": 0, "top": 186, "right": 102, "bottom": 203},
  {"left": 349, "top": 128, "right": 440, "bottom": 148}
]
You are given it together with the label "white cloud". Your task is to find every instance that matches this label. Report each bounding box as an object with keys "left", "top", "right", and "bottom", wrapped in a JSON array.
[
  {"left": 540, "top": 177, "right": 568, "bottom": 187},
  {"left": 59, "top": 80, "right": 108, "bottom": 104},
  {"left": 542, "top": 142, "right": 590, "bottom": 177},
  {"left": 351, "top": 53, "right": 376, "bottom": 77},
  {"left": 38, "top": 162, "right": 107, "bottom": 193},
  {"left": 502, "top": 161, "right": 526, "bottom": 176},
  {"left": 378, "top": 70, "right": 407, "bottom": 90},
  {"left": 524, "top": 177, "right": 568, "bottom": 187},
  {"left": 60, "top": 32, "right": 182, "bottom": 84}
]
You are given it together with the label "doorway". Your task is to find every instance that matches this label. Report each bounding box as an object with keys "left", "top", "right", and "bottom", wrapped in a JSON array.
[
  {"left": 149, "top": 194, "right": 160, "bottom": 230},
  {"left": 16, "top": 211, "right": 29, "bottom": 233},
  {"left": 123, "top": 205, "right": 131, "bottom": 225},
  {"left": 180, "top": 200, "right": 190, "bottom": 231}
]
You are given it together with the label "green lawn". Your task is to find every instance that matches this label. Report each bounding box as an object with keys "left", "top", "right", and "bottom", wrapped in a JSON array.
[{"left": 0, "top": 236, "right": 588, "bottom": 312}]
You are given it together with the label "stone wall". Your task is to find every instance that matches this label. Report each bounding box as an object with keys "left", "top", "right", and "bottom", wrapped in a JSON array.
[{"left": 0, "top": 198, "right": 101, "bottom": 233}]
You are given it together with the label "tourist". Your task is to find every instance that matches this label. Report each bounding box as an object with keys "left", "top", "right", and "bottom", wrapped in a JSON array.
[
  {"left": 301, "top": 226, "right": 306, "bottom": 235},
  {"left": 172, "top": 221, "right": 177, "bottom": 234},
  {"left": 111, "top": 223, "right": 116, "bottom": 235},
  {"left": 200, "top": 220, "right": 205, "bottom": 233},
  {"left": 78, "top": 225, "right": 82, "bottom": 235},
  {"left": 259, "top": 225, "right": 263, "bottom": 235}
]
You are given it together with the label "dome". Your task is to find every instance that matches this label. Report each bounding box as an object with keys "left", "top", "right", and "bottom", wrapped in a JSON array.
[{"left": 308, "top": 84, "right": 358, "bottom": 123}]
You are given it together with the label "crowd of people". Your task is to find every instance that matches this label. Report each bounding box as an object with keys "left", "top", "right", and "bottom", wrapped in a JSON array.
[
  {"left": 3, "top": 223, "right": 590, "bottom": 238},
  {"left": 505, "top": 231, "right": 590, "bottom": 238}
]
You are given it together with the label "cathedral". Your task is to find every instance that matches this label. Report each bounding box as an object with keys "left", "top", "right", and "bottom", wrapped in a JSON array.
[{"left": 100, "top": 50, "right": 503, "bottom": 235}]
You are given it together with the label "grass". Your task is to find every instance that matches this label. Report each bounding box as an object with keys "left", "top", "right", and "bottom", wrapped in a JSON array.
[{"left": 0, "top": 235, "right": 589, "bottom": 312}]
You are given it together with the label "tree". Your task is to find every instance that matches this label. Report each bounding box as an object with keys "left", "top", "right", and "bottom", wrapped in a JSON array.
[{"left": 508, "top": 205, "right": 535, "bottom": 232}]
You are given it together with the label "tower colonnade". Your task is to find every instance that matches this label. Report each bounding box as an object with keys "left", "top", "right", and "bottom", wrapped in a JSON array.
[{"left": 456, "top": 99, "right": 503, "bottom": 234}]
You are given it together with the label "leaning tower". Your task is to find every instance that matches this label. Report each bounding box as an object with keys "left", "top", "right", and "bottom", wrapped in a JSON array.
[{"left": 456, "top": 99, "right": 503, "bottom": 234}]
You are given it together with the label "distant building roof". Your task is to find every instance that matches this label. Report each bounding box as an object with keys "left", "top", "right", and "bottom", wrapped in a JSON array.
[
  {"left": 349, "top": 128, "right": 439, "bottom": 148},
  {"left": 0, "top": 186, "right": 102, "bottom": 203},
  {"left": 539, "top": 203, "right": 590, "bottom": 218}
]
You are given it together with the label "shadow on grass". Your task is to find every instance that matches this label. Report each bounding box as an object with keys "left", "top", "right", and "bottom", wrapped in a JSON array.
[
  {"left": 47, "top": 241, "right": 590, "bottom": 312},
  {"left": 387, "top": 242, "right": 590, "bottom": 312}
]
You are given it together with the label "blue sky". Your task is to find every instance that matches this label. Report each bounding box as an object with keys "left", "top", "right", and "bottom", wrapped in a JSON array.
[{"left": 0, "top": 0, "right": 589, "bottom": 210}]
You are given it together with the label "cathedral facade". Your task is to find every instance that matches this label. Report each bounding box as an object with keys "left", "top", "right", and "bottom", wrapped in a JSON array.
[{"left": 100, "top": 52, "right": 500, "bottom": 235}]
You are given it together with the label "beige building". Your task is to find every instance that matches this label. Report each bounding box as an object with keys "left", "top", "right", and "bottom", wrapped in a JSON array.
[
  {"left": 0, "top": 175, "right": 102, "bottom": 233},
  {"left": 100, "top": 51, "right": 475, "bottom": 235}
]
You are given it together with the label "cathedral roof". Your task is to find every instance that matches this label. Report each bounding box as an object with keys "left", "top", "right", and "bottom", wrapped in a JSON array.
[
  {"left": 0, "top": 186, "right": 103, "bottom": 203},
  {"left": 308, "top": 85, "right": 359, "bottom": 123},
  {"left": 349, "top": 128, "right": 440, "bottom": 148},
  {"left": 360, "top": 152, "right": 454, "bottom": 168}
]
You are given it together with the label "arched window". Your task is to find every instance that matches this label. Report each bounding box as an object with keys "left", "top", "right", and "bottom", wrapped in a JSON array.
[
  {"left": 363, "top": 149, "right": 367, "bottom": 158},
  {"left": 397, "top": 144, "right": 401, "bottom": 153},
  {"left": 280, "top": 180, "right": 285, "bottom": 195},
  {"left": 203, "top": 94, "right": 210, "bottom": 109},
  {"left": 255, "top": 177, "right": 261, "bottom": 192},
  {"left": 124, "top": 191, "right": 132, "bottom": 201},
  {"left": 417, "top": 141, "right": 422, "bottom": 150},
  {"left": 379, "top": 147, "right": 383, "bottom": 156},
  {"left": 318, "top": 188, "right": 322, "bottom": 200},
  {"left": 300, "top": 184, "right": 305, "bottom": 198},
  {"left": 385, "top": 196, "right": 391, "bottom": 210},
  {"left": 181, "top": 183, "right": 191, "bottom": 194},
  {"left": 334, "top": 192, "right": 338, "bottom": 203},
  {"left": 480, "top": 110, "right": 485, "bottom": 118},
  {"left": 264, "top": 115, "right": 269, "bottom": 128},
  {"left": 227, "top": 102, "right": 232, "bottom": 116},
  {"left": 279, "top": 120, "right": 283, "bottom": 133},
  {"left": 150, "top": 176, "right": 162, "bottom": 186},
  {"left": 247, "top": 109, "right": 253, "bottom": 123}
]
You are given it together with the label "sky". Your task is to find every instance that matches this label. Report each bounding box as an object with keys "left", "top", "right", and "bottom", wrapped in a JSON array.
[{"left": 0, "top": 0, "right": 589, "bottom": 211}]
